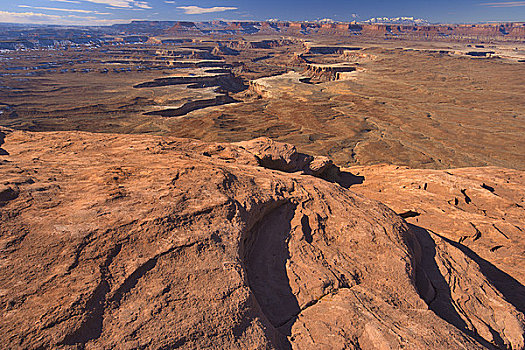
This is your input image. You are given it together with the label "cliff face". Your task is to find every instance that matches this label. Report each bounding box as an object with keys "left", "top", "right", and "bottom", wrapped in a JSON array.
[
  {"left": 164, "top": 21, "right": 201, "bottom": 36},
  {"left": 304, "top": 63, "right": 357, "bottom": 81},
  {"left": 0, "top": 129, "right": 524, "bottom": 349},
  {"left": 124, "top": 20, "right": 525, "bottom": 40}
]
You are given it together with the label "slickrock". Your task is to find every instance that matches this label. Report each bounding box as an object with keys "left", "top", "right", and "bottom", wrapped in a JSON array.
[
  {"left": 236, "top": 136, "right": 311, "bottom": 172},
  {"left": 350, "top": 164, "right": 525, "bottom": 349},
  {"left": 235, "top": 137, "right": 345, "bottom": 185},
  {"left": 0, "top": 130, "right": 523, "bottom": 349}
]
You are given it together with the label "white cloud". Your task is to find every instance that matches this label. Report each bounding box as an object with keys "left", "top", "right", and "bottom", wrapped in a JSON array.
[
  {"left": 177, "top": 6, "right": 237, "bottom": 14},
  {"left": 165, "top": 0, "right": 176, "bottom": 3},
  {"left": 50, "top": 0, "right": 81, "bottom": 3},
  {"left": 81, "top": 0, "right": 151, "bottom": 9},
  {"left": 0, "top": 10, "right": 61, "bottom": 24},
  {"left": 0, "top": 10, "right": 133, "bottom": 25},
  {"left": 82, "top": 0, "right": 134, "bottom": 7},
  {"left": 135, "top": 1, "right": 152, "bottom": 9},
  {"left": 67, "top": 14, "right": 98, "bottom": 19},
  {"left": 18, "top": 5, "right": 110, "bottom": 14},
  {"left": 81, "top": 0, "right": 132, "bottom": 7},
  {"left": 480, "top": 1, "right": 525, "bottom": 6},
  {"left": 105, "top": 6, "right": 147, "bottom": 10}
]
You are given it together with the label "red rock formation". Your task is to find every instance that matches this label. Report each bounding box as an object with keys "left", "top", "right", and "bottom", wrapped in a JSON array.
[
  {"left": 350, "top": 164, "right": 525, "bottom": 288},
  {"left": 305, "top": 63, "right": 357, "bottom": 81},
  {"left": 164, "top": 21, "right": 201, "bottom": 35},
  {"left": 1, "top": 130, "right": 524, "bottom": 349},
  {"left": 112, "top": 20, "right": 525, "bottom": 40},
  {"left": 107, "top": 19, "right": 525, "bottom": 40}
]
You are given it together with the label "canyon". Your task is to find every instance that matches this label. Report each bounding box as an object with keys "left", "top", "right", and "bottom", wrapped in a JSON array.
[{"left": 0, "top": 20, "right": 524, "bottom": 350}]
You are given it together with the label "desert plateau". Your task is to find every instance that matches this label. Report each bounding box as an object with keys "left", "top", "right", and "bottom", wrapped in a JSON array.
[{"left": 0, "top": 8, "right": 524, "bottom": 350}]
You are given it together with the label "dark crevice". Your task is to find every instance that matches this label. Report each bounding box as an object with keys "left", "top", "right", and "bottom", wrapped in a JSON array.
[
  {"left": 460, "top": 189, "right": 471, "bottom": 204},
  {"left": 276, "top": 292, "right": 323, "bottom": 328},
  {"left": 398, "top": 210, "right": 420, "bottom": 219},
  {"left": 413, "top": 223, "right": 525, "bottom": 349},
  {"left": 492, "top": 224, "right": 509, "bottom": 240},
  {"left": 470, "top": 223, "right": 482, "bottom": 241},
  {"left": 481, "top": 183, "right": 495, "bottom": 193},
  {"left": 301, "top": 215, "right": 313, "bottom": 243}
]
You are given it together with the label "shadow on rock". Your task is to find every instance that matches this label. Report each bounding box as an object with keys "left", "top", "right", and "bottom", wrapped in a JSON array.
[
  {"left": 236, "top": 137, "right": 364, "bottom": 189},
  {"left": 438, "top": 232, "right": 525, "bottom": 315},
  {"left": 243, "top": 202, "right": 299, "bottom": 349},
  {"left": 0, "top": 130, "right": 9, "bottom": 155},
  {"left": 410, "top": 224, "right": 525, "bottom": 349},
  {"left": 322, "top": 169, "right": 364, "bottom": 189},
  {"left": 410, "top": 225, "right": 484, "bottom": 343}
]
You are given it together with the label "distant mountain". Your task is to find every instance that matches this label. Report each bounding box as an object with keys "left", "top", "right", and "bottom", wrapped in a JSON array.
[
  {"left": 316, "top": 18, "right": 336, "bottom": 24},
  {"left": 363, "top": 17, "right": 429, "bottom": 25}
]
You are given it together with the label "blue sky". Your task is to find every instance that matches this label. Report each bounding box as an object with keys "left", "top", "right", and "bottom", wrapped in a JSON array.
[{"left": 0, "top": 0, "right": 524, "bottom": 26}]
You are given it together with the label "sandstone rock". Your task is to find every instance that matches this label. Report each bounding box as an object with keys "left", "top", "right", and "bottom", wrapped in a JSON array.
[
  {"left": 235, "top": 137, "right": 343, "bottom": 184},
  {"left": 304, "top": 155, "right": 332, "bottom": 176},
  {"left": 350, "top": 164, "right": 525, "bottom": 349},
  {"left": 0, "top": 131, "right": 523, "bottom": 349},
  {"left": 236, "top": 136, "right": 312, "bottom": 172}
]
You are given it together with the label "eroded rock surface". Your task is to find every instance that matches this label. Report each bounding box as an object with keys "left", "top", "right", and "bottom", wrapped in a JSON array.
[
  {"left": 350, "top": 164, "right": 525, "bottom": 349},
  {"left": 0, "top": 130, "right": 523, "bottom": 349}
]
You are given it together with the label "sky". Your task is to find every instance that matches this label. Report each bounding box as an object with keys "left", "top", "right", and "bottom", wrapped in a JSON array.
[{"left": 0, "top": 0, "right": 524, "bottom": 26}]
